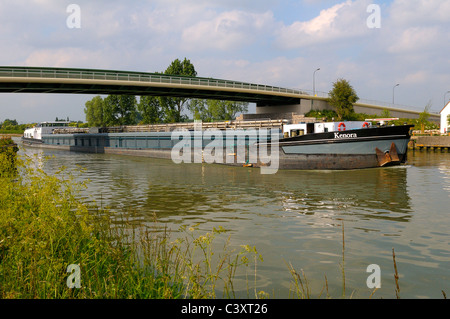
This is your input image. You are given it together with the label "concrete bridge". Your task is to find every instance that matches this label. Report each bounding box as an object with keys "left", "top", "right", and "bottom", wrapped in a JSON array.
[{"left": 0, "top": 66, "right": 439, "bottom": 122}]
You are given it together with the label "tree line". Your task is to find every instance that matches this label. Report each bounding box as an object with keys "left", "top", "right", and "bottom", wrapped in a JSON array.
[
  {"left": 84, "top": 58, "right": 248, "bottom": 127},
  {"left": 0, "top": 119, "right": 28, "bottom": 134}
]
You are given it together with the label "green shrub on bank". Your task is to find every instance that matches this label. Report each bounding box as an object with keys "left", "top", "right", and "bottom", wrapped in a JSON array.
[
  {"left": 0, "top": 138, "right": 18, "bottom": 178},
  {"left": 0, "top": 154, "right": 261, "bottom": 299}
]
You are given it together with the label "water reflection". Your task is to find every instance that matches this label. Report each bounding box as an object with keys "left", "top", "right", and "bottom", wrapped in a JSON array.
[
  {"left": 276, "top": 167, "right": 412, "bottom": 223},
  {"left": 438, "top": 165, "right": 450, "bottom": 196}
]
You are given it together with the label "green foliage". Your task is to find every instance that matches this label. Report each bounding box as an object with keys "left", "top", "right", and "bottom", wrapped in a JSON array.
[
  {"left": 84, "top": 96, "right": 106, "bottom": 127},
  {"left": 380, "top": 109, "right": 391, "bottom": 118},
  {"left": 85, "top": 95, "right": 138, "bottom": 127},
  {"left": 418, "top": 101, "right": 432, "bottom": 133},
  {"left": 165, "top": 58, "right": 197, "bottom": 78},
  {"left": 189, "top": 99, "right": 248, "bottom": 122},
  {"left": 162, "top": 58, "right": 198, "bottom": 123},
  {"left": 0, "top": 138, "right": 18, "bottom": 178},
  {"left": 0, "top": 119, "right": 27, "bottom": 134},
  {"left": 104, "top": 95, "right": 138, "bottom": 126},
  {"left": 327, "top": 78, "right": 359, "bottom": 121},
  {"left": 2, "top": 119, "right": 18, "bottom": 127},
  {"left": 137, "top": 96, "right": 162, "bottom": 124},
  {"left": 389, "top": 118, "right": 438, "bottom": 131},
  {"left": 305, "top": 110, "right": 338, "bottom": 121},
  {"left": 0, "top": 155, "right": 262, "bottom": 298}
]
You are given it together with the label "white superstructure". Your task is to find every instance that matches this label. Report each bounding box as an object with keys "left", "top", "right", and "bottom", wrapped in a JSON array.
[
  {"left": 283, "top": 121, "right": 372, "bottom": 137},
  {"left": 23, "top": 121, "right": 70, "bottom": 140}
]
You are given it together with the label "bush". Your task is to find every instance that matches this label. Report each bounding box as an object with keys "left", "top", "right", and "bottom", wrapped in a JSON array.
[{"left": 0, "top": 138, "right": 18, "bottom": 178}]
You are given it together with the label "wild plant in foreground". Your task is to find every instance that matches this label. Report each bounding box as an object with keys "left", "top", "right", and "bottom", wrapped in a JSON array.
[{"left": 0, "top": 153, "right": 263, "bottom": 299}]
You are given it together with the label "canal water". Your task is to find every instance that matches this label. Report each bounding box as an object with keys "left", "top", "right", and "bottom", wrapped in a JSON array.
[{"left": 16, "top": 140, "right": 450, "bottom": 299}]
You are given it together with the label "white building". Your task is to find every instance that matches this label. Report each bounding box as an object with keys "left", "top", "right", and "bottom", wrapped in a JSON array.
[{"left": 440, "top": 101, "right": 450, "bottom": 134}]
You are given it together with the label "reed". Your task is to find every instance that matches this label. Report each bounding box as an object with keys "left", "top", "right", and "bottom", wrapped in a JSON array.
[
  {"left": 341, "top": 222, "right": 345, "bottom": 298},
  {"left": 392, "top": 248, "right": 400, "bottom": 299}
]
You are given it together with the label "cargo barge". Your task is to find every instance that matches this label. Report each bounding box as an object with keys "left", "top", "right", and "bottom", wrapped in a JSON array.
[{"left": 22, "top": 120, "right": 413, "bottom": 171}]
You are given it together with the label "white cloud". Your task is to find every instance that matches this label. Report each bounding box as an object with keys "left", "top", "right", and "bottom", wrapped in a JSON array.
[
  {"left": 387, "top": 26, "right": 441, "bottom": 54},
  {"left": 402, "top": 70, "right": 429, "bottom": 85},
  {"left": 277, "top": 0, "right": 371, "bottom": 49},
  {"left": 181, "top": 10, "right": 275, "bottom": 51},
  {"left": 24, "top": 48, "right": 106, "bottom": 68},
  {"left": 389, "top": 0, "right": 450, "bottom": 25}
]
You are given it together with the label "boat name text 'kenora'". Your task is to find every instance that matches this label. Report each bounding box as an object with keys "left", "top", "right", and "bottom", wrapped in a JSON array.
[{"left": 334, "top": 132, "right": 358, "bottom": 139}]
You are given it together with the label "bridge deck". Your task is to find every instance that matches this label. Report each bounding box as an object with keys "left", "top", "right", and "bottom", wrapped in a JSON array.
[
  {"left": 0, "top": 66, "right": 438, "bottom": 119},
  {"left": 0, "top": 66, "right": 302, "bottom": 104}
]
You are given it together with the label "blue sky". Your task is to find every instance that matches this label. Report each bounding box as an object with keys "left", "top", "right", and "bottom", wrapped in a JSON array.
[{"left": 0, "top": 0, "right": 449, "bottom": 123}]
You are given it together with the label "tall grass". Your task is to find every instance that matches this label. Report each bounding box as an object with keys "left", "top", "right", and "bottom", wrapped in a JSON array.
[{"left": 0, "top": 152, "right": 262, "bottom": 299}]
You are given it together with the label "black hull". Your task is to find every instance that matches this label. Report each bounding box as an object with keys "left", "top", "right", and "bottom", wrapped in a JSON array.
[{"left": 279, "top": 124, "right": 413, "bottom": 146}]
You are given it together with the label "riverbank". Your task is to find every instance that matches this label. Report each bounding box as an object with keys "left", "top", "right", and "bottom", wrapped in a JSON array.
[
  {"left": 409, "top": 135, "right": 450, "bottom": 151},
  {"left": 0, "top": 133, "right": 22, "bottom": 138}
]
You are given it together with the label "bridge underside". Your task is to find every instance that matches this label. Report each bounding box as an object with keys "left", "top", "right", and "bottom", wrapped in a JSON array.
[{"left": 0, "top": 80, "right": 300, "bottom": 105}]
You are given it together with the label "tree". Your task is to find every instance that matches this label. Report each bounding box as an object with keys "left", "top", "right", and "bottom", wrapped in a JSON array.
[
  {"left": 188, "top": 99, "right": 211, "bottom": 121},
  {"left": 84, "top": 96, "right": 106, "bottom": 127},
  {"left": 161, "top": 58, "right": 197, "bottom": 122},
  {"left": 2, "top": 119, "right": 18, "bottom": 129},
  {"left": 189, "top": 99, "right": 248, "bottom": 122},
  {"left": 328, "top": 78, "right": 359, "bottom": 121},
  {"left": 418, "top": 100, "right": 431, "bottom": 133},
  {"left": 104, "top": 95, "right": 137, "bottom": 126},
  {"left": 381, "top": 109, "right": 391, "bottom": 118},
  {"left": 138, "top": 96, "right": 162, "bottom": 124}
]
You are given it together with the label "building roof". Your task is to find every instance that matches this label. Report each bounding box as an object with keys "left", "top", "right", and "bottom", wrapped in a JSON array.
[{"left": 440, "top": 101, "right": 450, "bottom": 114}]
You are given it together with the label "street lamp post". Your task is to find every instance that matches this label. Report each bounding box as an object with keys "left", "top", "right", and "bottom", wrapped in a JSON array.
[
  {"left": 392, "top": 83, "right": 399, "bottom": 104},
  {"left": 313, "top": 68, "right": 320, "bottom": 96},
  {"left": 312, "top": 68, "right": 320, "bottom": 110}
]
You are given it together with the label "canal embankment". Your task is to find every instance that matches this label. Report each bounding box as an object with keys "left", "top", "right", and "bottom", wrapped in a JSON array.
[{"left": 409, "top": 134, "right": 450, "bottom": 151}]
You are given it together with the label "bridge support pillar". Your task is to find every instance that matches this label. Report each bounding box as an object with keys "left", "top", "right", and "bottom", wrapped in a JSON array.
[{"left": 255, "top": 98, "right": 330, "bottom": 115}]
